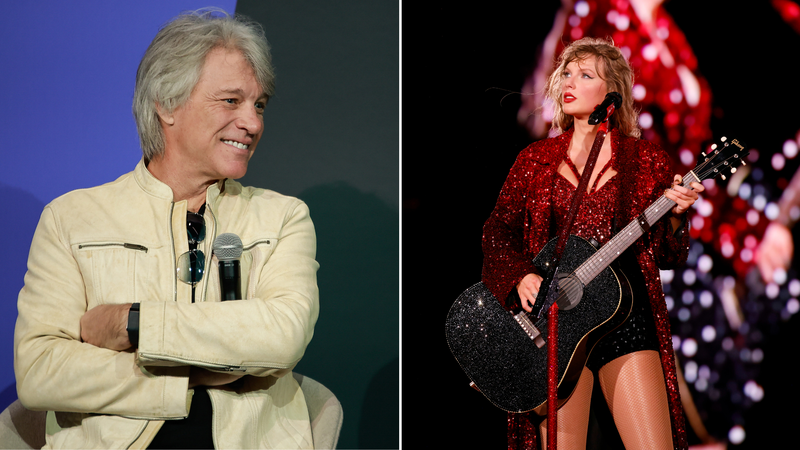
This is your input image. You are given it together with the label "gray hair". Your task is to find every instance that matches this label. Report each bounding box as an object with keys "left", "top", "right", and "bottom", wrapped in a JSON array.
[{"left": 133, "top": 8, "right": 275, "bottom": 162}]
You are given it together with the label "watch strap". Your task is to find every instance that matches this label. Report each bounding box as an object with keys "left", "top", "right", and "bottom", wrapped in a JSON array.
[{"left": 127, "top": 303, "right": 140, "bottom": 349}]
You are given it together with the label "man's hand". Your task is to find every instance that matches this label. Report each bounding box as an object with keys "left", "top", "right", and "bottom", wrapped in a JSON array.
[{"left": 80, "top": 303, "right": 132, "bottom": 350}]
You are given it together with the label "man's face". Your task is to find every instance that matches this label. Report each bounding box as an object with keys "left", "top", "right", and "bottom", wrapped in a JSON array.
[{"left": 162, "top": 47, "right": 267, "bottom": 181}]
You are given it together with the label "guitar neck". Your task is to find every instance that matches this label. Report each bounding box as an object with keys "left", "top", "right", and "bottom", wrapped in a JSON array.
[{"left": 574, "top": 170, "right": 699, "bottom": 285}]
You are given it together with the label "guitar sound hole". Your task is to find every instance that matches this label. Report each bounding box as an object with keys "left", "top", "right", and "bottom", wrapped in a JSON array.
[{"left": 557, "top": 273, "right": 583, "bottom": 310}]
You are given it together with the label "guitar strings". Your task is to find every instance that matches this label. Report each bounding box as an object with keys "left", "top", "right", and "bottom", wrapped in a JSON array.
[{"left": 541, "top": 146, "right": 741, "bottom": 317}]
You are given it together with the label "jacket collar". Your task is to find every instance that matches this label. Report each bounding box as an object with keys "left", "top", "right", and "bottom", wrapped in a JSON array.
[{"left": 133, "top": 159, "right": 228, "bottom": 206}]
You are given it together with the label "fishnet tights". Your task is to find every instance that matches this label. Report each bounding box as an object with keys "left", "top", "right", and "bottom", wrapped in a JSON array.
[{"left": 539, "top": 350, "right": 673, "bottom": 449}]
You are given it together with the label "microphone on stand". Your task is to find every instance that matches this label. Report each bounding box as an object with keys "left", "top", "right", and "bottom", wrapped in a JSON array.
[
  {"left": 213, "top": 233, "right": 243, "bottom": 301},
  {"left": 588, "top": 91, "right": 622, "bottom": 125}
]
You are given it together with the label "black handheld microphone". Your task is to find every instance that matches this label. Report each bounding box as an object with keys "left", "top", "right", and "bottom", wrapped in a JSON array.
[
  {"left": 213, "top": 233, "right": 243, "bottom": 301},
  {"left": 588, "top": 92, "right": 622, "bottom": 125}
]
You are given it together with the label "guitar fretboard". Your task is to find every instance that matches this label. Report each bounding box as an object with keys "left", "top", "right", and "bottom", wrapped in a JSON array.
[{"left": 574, "top": 171, "right": 700, "bottom": 285}]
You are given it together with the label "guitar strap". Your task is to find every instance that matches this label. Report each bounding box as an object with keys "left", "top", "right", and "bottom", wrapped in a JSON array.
[
  {"left": 543, "top": 124, "right": 609, "bottom": 450},
  {"left": 538, "top": 124, "right": 608, "bottom": 314}
]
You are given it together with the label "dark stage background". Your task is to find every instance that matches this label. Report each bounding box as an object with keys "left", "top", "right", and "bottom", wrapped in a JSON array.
[{"left": 403, "top": 1, "right": 800, "bottom": 449}]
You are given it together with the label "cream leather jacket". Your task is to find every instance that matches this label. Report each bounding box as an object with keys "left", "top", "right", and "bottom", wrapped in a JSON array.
[{"left": 14, "top": 160, "right": 319, "bottom": 449}]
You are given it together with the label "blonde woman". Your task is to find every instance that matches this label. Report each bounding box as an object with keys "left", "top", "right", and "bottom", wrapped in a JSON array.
[{"left": 482, "top": 37, "right": 703, "bottom": 449}]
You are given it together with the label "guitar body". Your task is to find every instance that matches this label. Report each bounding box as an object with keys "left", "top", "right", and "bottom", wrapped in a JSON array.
[
  {"left": 446, "top": 136, "right": 748, "bottom": 415},
  {"left": 445, "top": 234, "right": 634, "bottom": 414}
]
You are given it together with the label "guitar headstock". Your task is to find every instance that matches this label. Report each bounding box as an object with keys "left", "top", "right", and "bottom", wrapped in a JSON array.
[{"left": 695, "top": 136, "right": 749, "bottom": 182}]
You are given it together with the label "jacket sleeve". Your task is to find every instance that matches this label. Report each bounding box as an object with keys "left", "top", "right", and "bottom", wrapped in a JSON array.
[
  {"left": 637, "top": 144, "right": 691, "bottom": 269},
  {"left": 14, "top": 206, "right": 191, "bottom": 418},
  {"left": 135, "top": 199, "right": 319, "bottom": 378},
  {"left": 481, "top": 147, "right": 541, "bottom": 310}
]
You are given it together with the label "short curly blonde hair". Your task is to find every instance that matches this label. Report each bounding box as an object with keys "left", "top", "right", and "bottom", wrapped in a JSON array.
[{"left": 545, "top": 37, "right": 640, "bottom": 138}]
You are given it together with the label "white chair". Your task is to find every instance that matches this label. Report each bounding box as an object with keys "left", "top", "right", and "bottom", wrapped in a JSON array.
[
  {"left": 0, "top": 373, "right": 342, "bottom": 449},
  {"left": 293, "top": 373, "right": 344, "bottom": 450},
  {"left": 0, "top": 398, "right": 45, "bottom": 449}
]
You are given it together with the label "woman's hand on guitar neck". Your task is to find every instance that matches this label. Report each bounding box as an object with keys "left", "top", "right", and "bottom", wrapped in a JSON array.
[{"left": 517, "top": 273, "right": 544, "bottom": 312}]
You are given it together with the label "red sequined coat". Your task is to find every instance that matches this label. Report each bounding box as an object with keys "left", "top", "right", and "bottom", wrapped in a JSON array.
[{"left": 481, "top": 128, "right": 689, "bottom": 449}]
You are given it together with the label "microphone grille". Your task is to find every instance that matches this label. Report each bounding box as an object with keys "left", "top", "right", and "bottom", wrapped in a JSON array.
[{"left": 213, "top": 233, "right": 243, "bottom": 261}]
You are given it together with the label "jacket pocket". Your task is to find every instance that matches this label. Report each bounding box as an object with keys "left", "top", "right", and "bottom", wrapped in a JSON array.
[
  {"left": 75, "top": 242, "right": 149, "bottom": 307},
  {"left": 244, "top": 239, "right": 277, "bottom": 299}
]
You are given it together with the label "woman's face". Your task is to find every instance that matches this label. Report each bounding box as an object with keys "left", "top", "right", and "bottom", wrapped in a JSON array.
[{"left": 561, "top": 56, "right": 608, "bottom": 121}]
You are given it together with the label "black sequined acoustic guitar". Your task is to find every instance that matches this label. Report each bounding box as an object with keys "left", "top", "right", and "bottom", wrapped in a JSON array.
[{"left": 445, "top": 136, "right": 749, "bottom": 415}]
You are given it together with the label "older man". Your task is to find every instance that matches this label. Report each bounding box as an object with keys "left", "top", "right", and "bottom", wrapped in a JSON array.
[{"left": 14, "top": 10, "right": 319, "bottom": 449}]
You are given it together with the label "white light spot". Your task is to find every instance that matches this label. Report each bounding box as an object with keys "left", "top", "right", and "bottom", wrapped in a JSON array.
[
  {"left": 789, "top": 280, "right": 800, "bottom": 296},
  {"left": 722, "top": 337, "right": 734, "bottom": 351},
  {"left": 575, "top": 1, "right": 590, "bottom": 17},
  {"left": 721, "top": 242, "right": 735, "bottom": 258},
  {"left": 773, "top": 153, "right": 786, "bottom": 171},
  {"left": 739, "top": 183, "right": 752, "bottom": 200},
  {"left": 699, "top": 290, "right": 714, "bottom": 308},
  {"left": 746, "top": 209, "right": 760, "bottom": 226},
  {"left": 682, "top": 270, "right": 697, "bottom": 286},
  {"left": 679, "top": 148, "right": 694, "bottom": 166},
  {"left": 691, "top": 215, "right": 705, "bottom": 231},
  {"left": 684, "top": 360, "right": 698, "bottom": 382},
  {"left": 669, "top": 89, "right": 683, "bottom": 104},
  {"left": 765, "top": 203, "right": 780, "bottom": 222},
  {"left": 682, "top": 337, "right": 697, "bottom": 356},
  {"left": 740, "top": 248, "right": 753, "bottom": 263},
  {"left": 697, "top": 254, "right": 713, "bottom": 273},
  {"left": 633, "top": 84, "right": 646, "bottom": 101},
  {"left": 639, "top": 112, "right": 653, "bottom": 129},
  {"left": 784, "top": 139, "right": 799, "bottom": 158},
  {"left": 744, "top": 380, "right": 764, "bottom": 402},
  {"left": 616, "top": 14, "right": 630, "bottom": 31},
  {"left": 728, "top": 425, "right": 746, "bottom": 445},
  {"left": 766, "top": 282, "right": 780, "bottom": 299},
  {"left": 701, "top": 325, "right": 716, "bottom": 342},
  {"left": 642, "top": 43, "right": 657, "bottom": 61},
  {"left": 753, "top": 195, "right": 767, "bottom": 211},
  {"left": 697, "top": 198, "right": 714, "bottom": 217},
  {"left": 773, "top": 269, "right": 788, "bottom": 286},
  {"left": 695, "top": 378, "right": 708, "bottom": 391}
]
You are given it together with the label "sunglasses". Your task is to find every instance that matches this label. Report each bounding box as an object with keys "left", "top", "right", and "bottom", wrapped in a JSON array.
[{"left": 176, "top": 210, "right": 206, "bottom": 287}]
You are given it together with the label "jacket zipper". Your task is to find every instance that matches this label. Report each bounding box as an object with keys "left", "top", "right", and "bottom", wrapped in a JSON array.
[
  {"left": 243, "top": 239, "right": 273, "bottom": 251},
  {"left": 137, "top": 352, "right": 252, "bottom": 372},
  {"left": 170, "top": 202, "right": 177, "bottom": 303},
  {"left": 202, "top": 204, "right": 217, "bottom": 303},
  {"left": 78, "top": 243, "right": 149, "bottom": 252}
]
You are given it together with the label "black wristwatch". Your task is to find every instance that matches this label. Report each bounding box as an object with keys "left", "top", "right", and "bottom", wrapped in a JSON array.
[{"left": 127, "top": 303, "right": 140, "bottom": 349}]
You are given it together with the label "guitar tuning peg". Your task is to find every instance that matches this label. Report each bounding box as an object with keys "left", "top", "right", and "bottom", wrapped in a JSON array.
[
  {"left": 731, "top": 167, "right": 737, "bottom": 173},
  {"left": 721, "top": 174, "right": 727, "bottom": 180},
  {"left": 701, "top": 152, "right": 707, "bottom": 157},
  {"left": 742, "top": 161, "right": 747, "bottom": 166},
  {"left": 721, "top": 136, "right": 727, "bottom": 142},
  {"left": 711, "top": 144, "right": 717, "bottom": 150}
]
